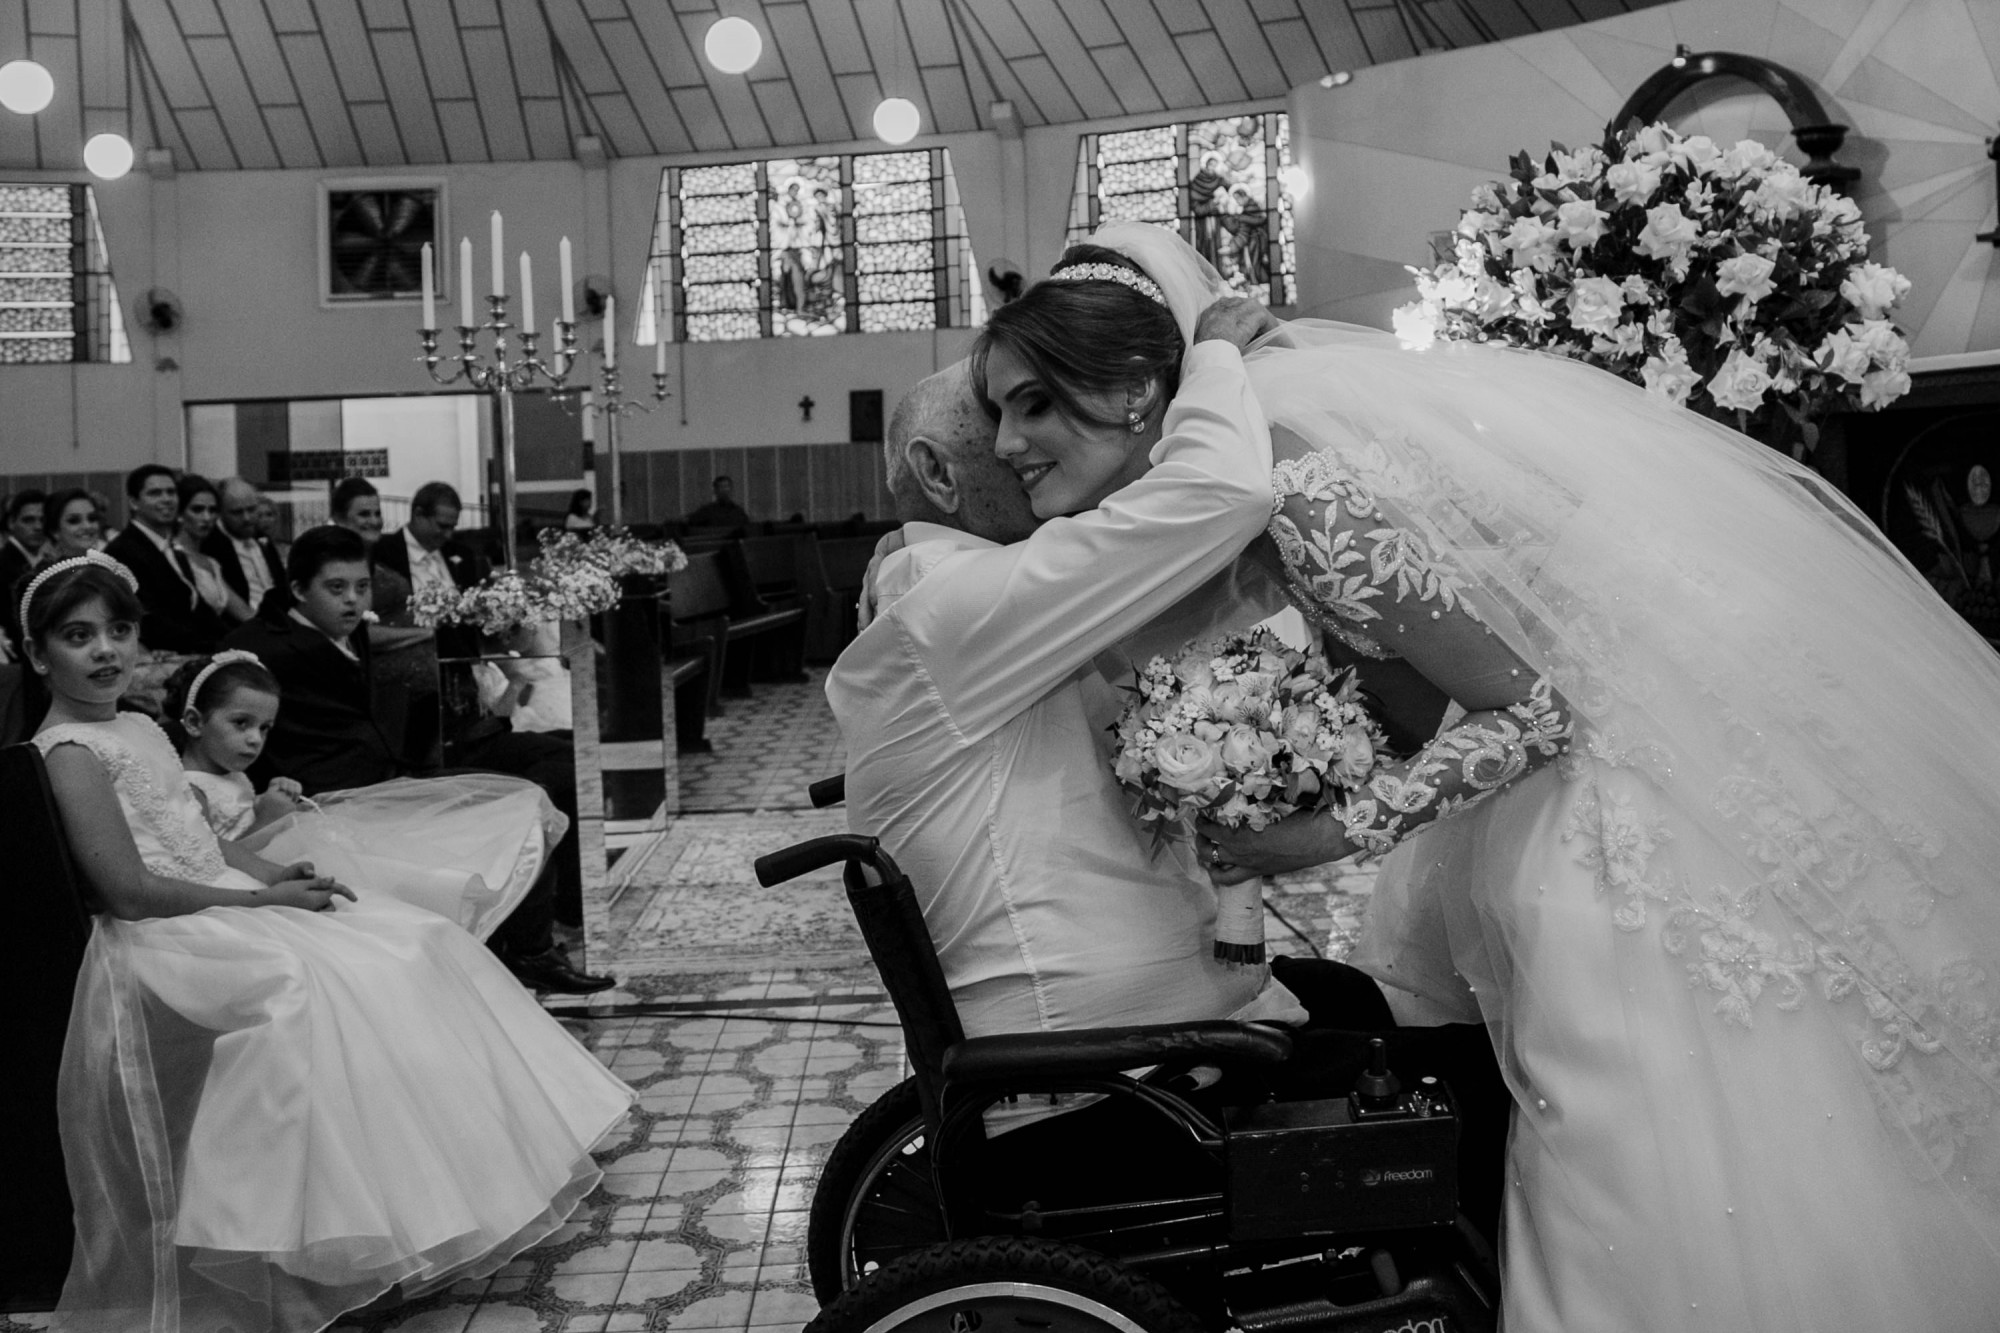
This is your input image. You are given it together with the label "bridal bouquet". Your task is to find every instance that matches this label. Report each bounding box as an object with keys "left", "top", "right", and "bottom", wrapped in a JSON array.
[
  {"left": 1112, "top": 628, "right": 1389, "bottom": 963},
  {"left": 411, "top": 527, "right": 689, "bottom": 638},
  {"left": 1393, "top": 121, "right": 1912, "bottom": 451}
]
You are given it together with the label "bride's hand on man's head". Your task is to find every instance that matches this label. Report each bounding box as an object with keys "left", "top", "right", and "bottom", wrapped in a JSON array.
[
  {"left": 1193, "top": 296, "right": 1280, "bottom": 351},
  {"left": 1196, "top": 808, "right": 1352, "bottom": 879}
]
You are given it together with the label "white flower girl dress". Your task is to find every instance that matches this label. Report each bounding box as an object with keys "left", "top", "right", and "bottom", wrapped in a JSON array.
[
  {"left": 185, "top": 767, "right": 558, "bottom": 941},
  {"left": 36, "top": 713, "right": 632, "bottom": 1332}
]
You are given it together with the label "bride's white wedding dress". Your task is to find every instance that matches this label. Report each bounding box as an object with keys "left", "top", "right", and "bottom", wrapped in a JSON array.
[
  {"left": 35, "top": 713, "right": 633, "bottom": 1332},
  {"left": 1094, "top": 223, "right": 2000, "bottom": 1330}
]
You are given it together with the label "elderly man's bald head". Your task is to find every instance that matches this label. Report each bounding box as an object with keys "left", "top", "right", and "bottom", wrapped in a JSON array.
[{"left": 885, "top": 361, "right": 1037, "bottom": 544}]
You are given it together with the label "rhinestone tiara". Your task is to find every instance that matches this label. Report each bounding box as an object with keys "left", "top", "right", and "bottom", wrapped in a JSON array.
[
  {"left": 1047, "top": 262, "right": 1168, "bottom": 308},
  {"left": 17, "top": 550, "right": 140, "bottom": 635}
]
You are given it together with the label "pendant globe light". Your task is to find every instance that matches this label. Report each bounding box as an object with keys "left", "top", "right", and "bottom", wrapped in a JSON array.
[
  {"left": 704, "top": 16, "right": 762, "bottom": 75},
  {"left": 84, "top": 132, "right": 135, "bottom": 180},
  {"left": 872, "top": 96, "right": 920, "bottom": 145},
  {"left": 0, "top": 58, "right": 55, "bottom": 115}
]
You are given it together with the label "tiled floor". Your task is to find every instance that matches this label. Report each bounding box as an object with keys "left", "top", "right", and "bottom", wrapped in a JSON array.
[{"left": 5, "top": 668, "right": 1377, "bottom": 1333}]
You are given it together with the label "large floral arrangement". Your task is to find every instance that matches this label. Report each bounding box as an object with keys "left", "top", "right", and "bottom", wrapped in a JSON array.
[
  {"left": 411, "top": 527, "right": 689, "bottom": 638},
  {"left": 1393, "top": 122, "right": 1913, "bottom": 450},
  {"left": 1112, "top": 627, "right": 1390, "bottom": 963}
]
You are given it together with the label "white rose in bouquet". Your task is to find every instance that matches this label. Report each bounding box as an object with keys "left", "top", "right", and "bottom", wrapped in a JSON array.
[
  {"left": 1840, "top": 262, "right": 1912, "bottom": 320},
  {"left": 1707, "top": 347, "right": 1775, "bottom": 412}
]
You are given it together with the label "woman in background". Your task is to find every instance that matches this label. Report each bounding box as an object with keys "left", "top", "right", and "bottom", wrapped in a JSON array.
[{"left": 175, "top": 474, "right": 254, "bottom": 626}]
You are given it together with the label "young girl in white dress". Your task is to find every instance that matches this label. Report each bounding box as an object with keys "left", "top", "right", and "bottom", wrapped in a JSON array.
[
  {"left": 169, "top": 649, "right": 561, "bottom": 941},
  {"left": 21, "top": 551, "right": 633, "bottom": 1332}
]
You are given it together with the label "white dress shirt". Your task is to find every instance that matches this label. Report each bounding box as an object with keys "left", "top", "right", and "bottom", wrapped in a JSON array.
[
  {"left": 827, "top": 341, "right": 1305, "bottom": 1043},
  {"left": 232, "top": 533, "right": 274, "bottom": 608},
  {"left": 403, "top": 528, "right": 454, "bottom": 596}
]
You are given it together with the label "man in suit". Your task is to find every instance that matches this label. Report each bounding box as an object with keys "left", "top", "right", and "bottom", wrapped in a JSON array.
[
  {"left": 374, "top": 480, "right": 487, "bottom": 597},
  {"left": 2, "top": 489, "right": 47, "bottom": 658},
  {"left": 225, "top": 525, "right": 612, "bottom": 994},
  {"left": 104, "top": 464, "right": 226, "bottom": 654},
  {"left": 203, "top": 477, "right": 287, "bottom": 617}
]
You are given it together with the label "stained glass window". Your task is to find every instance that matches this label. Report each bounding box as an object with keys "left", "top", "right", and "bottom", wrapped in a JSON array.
[
  {"left": 648, "top": 149, "right": 980, "bottom": 343},
  {"left": 0, "top": 183, "right": 129, "bottom": 365},
  {"left": 1066, "top": 113, "right": 1299, "bottom": 307}
]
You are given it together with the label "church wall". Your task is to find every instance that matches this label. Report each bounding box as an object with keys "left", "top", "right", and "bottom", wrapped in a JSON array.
[{"left": 1287, "top": 0, "right": 2000, "bottom": 358}]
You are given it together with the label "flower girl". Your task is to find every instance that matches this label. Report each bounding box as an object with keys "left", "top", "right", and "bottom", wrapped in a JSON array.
[
  {"left": 169, "top": 648, "right": 561, "bottom": 940},
  {"left": 21, "top": 552, "right": 632, "bottom": 1332}
]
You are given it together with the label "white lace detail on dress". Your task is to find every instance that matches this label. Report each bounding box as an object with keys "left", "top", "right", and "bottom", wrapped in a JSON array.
[{"left": 35, "top": 718, "right": 231, "bottom": 884}]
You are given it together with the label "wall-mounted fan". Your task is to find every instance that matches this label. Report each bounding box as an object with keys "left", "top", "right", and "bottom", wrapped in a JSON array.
[{"left": 136, "top": 287, "right": 183, "bottom": 334}]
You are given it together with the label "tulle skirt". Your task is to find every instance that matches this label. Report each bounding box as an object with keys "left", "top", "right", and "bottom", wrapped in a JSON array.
[
  {"left": 54, "top": 880, "right": 632, "bottom": 1332},
  {"left": 240, "top": 774, "right": 562, "bottom": 940}
]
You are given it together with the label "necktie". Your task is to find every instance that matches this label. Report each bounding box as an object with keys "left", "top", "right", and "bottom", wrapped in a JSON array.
[{"left": 170, "top": 547, "right": 200, "bottom": 609}]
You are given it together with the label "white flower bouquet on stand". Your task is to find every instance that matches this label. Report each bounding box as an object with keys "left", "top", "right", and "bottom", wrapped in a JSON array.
[
  {"left": 411, "top": 527, "right": 689, "bottom": 639},
  {"left": 1111, "top": 628, "right": 1391, "bottom": 965},
  {"left": 1394, "top": 122, "right": 1913, "bottom": 453}
]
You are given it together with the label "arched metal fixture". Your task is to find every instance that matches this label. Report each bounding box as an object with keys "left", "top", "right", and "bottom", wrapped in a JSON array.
[{"left": 1609, "top": 46, "right": 1861, "bottom": 194}]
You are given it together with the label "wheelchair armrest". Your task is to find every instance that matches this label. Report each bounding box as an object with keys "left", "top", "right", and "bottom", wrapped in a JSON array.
[{"left": 941, "top": 1020, "right": 1293, "bottom": 1086}]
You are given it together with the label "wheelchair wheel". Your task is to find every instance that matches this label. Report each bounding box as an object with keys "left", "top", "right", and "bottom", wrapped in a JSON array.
[
  {"left": 804, "top": 1236, "right": 1205, "bottom": 1333},
  {"left": 807, "top": 1076, "right": 944, "bottom": 1302}
]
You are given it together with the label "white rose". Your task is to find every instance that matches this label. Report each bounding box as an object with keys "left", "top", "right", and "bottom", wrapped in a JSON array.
[
  {"left": 1456, "top": 209, "right": 1504, "bottom": 238},
  {"left": 1749, "top": 168, "right": 1814, "bottom": 219},
  {"left": 1714, "top": 139, "right": 1778, "bottom": 180},
  {"left": 1606, "top": 160, "right": 1663, "bottom": 206},
  {"left": 1330, "top": 725, "right": 1378, "bottom": 786},
  {"left": 1221, "top": 724, "right": 1271, "bottom": 772},
  {"left": 1621, "top": 275, "right": 1656, "bottom": 306},
  {"left": 1592, "top": 323, "right": 1647, "bottom": 361},
  {"left": 1635, "top": 202, "right": 1701, "bottom": 266},
  {"left": 1640, "top": 340, "right": 1702, "bottom": 405},
  {"left": 1566, "top": 274, "right": 1627, "bottom": 336},
  {"left": 1854, "top": 318, "right": 1908, "bottom": 371},
  {"left": 1815, "top": 326, "right": 1872, "bottom": 384},
  {"left": 1629, "top": 124, "right": 1674, "bottom": 159},
  {"left": 1392, "top": 300, "right": 1439, "bottom": 350},
  {"left": 1154, "top": 731, "right": 1224, "bottom": 794},
  {"left": 1554, "top": 198, "right": 1608, "bottom": 249},
  {"left": 1706, "top": 347, "right": 1775, "bottom": 412},
  {"left": 1675, "top": 134, "right": 1721, "bottom": 172},
  {"left": 1860, "top": 367, "right": 1912, "bottom": 409},
  {"left": 1469, "top": 181, "right": 1505, "bottom": 212},
  {"left": 1503, "top": 215, "right": 1561, "bottom": 272},
  {"left": 1714, "top": 253, "right": 1778, "bottom": 304},
  {"left": 1839, "top": 261, "right": 1911, "bottom": 320}
]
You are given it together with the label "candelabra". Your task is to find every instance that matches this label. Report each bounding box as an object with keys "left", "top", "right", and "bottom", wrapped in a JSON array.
[
  {"left": 564, "top": 359, "right": 671, "bottom": 527},
  {"left": 418, "top": 297, "right": 579, "bottom": 568}
]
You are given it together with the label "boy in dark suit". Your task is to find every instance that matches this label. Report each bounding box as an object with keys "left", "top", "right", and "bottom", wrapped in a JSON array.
[{"left": 225, "top": 525, "right": 611, "bottom": 995}]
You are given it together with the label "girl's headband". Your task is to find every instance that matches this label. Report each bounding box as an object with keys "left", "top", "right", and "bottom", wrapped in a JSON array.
[
  {"left": 1047, "top": 262, "right": 1169, "bottom": 308},
  {"left": 185, "top": 650, "right": 264, "bottom": 712},
  {"left": 17, "top": 550, "right": 140, "bottom": 632}
]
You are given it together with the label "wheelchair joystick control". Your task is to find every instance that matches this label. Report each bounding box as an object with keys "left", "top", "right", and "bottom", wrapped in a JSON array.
[{"left": 1353, "top": 1038, "right": 1401, "bottom": 1111}]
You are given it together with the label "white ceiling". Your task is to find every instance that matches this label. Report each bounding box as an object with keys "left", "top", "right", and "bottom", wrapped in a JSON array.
[{"left": 3, "top": 0, "right": 1673, "bottom": 172}]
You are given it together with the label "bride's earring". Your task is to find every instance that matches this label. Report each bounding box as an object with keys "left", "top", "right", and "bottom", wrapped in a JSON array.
[{"left": 1127, "top": 409, "right": 1145, "bottom": 435}]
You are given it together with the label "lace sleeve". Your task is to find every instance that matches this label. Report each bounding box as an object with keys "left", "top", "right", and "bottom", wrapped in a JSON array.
[{"left": 1267, "top": 447, "right": 1575, "bottom": 859}]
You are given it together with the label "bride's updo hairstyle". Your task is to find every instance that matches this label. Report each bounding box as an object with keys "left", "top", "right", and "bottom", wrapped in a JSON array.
[
  {"left": 22, "top": 562, "right": 144, "bottom": 647},
  {"left": 973, "top": 243, "right": 1183, "bottom": 429}
]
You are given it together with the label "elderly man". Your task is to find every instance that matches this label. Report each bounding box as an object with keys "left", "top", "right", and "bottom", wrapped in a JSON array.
[
  {"left": 203, "top": 477, "right": 287, "bottom": 616},
  {"left": 827, "top": 320, "right": 1508, "bottom": 1239}
]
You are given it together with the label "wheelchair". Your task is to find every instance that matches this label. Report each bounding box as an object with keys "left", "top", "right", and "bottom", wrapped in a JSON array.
[{"left": 756, "top": 777, "right": 1500, "bottom": 1333}]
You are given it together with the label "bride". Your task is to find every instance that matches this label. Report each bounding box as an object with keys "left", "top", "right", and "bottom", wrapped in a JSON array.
[{"left": 975, "top": 222, "right": 2000, "bottom": 1330}]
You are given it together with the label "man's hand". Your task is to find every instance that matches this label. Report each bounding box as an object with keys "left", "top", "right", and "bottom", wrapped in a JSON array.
[
  {"left": 259, "top": 875, "right": 356, "bottom": 912},
  {"left": 1193, "top": 296, "right": 1281, "bottom": 352},
  {"left": 856, "top": 527, "right": 909, "bottom": 632},
  {"left": 1196, "top": 807, "right": 1353, "bottom": 880}
]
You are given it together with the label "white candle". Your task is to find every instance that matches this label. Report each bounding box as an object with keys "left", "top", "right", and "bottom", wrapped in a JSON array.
[
  {"left": 420, "top": 242, "right": 435, "bottom": 329},
  {"left": 559, "top": 237, "right": 575, "bottom": 323},
  {"left": 459, "top": 237, "right": 474, "bottom": 326},
  {"left": 519, "top": 252, "right": 535, "bottom": 333},
  {"left": 603, "top": 295, "right": 616, "bottom": 369},
  {"left": 490, "top": 211, "right": 505, "bottom": 296},
  {"left": 655, "top": 330, "right": 666, "bottom": 375}
]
